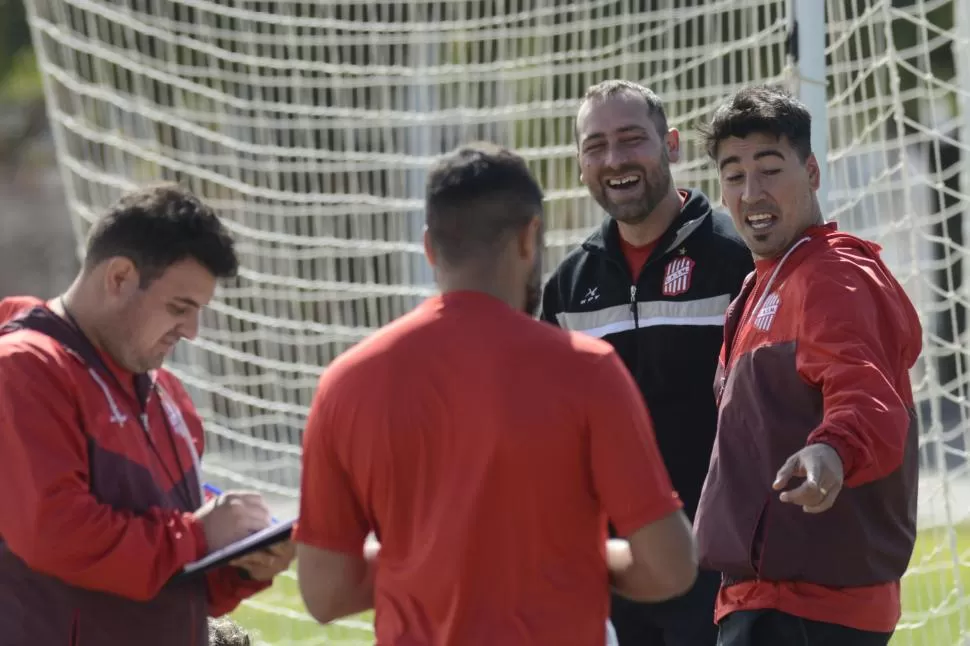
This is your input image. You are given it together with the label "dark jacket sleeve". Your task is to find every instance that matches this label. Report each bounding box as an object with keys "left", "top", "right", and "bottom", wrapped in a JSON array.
[
  {"left": 0, "top": 343, "right": 206, "bottom": 602},
  {"left": 538, "top": 270, "right": 563, "bottom": 327}
]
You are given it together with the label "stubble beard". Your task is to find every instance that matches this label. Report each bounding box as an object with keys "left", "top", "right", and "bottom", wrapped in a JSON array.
[
  {"left": 522, "top": 243, "right": 543, "bottom": 317},
  {"left": 601, "top": 155, "right": 673, "bottom": 226}
]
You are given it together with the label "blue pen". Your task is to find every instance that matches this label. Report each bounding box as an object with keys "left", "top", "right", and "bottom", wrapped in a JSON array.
[{"left": 204, "top": 483, "right": 279, "bottom": 524}]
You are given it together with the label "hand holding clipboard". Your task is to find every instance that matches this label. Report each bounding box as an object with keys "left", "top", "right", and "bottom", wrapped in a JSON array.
[{"left": 175, "top": 484, "right": 296, "bottom": 580}]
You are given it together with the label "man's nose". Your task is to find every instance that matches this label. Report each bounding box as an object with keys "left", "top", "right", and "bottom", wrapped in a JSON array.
[
  {"left": 604, "top": 144, "right": 630, "bottom": 169},
  {"left": 741, "top": 175, "right": 765, "bottom": 203},
  {"left": 180, "top": 312, "right": 200, "bottom": 341}
]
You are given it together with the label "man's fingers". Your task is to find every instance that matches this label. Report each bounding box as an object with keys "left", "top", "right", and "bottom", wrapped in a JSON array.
[
  {"left": 231, "top": 550, "right": 278, "bottom": 571},
  {"left": 224, "top": 494, "right": 272, "bottom": 530},
  {"left": 222, "top": 491, "right": 264, "bottom": 504},
  {"left": 779, "top": 478, "right": 823, "bottom": 505},
  {"left": 804, "top": 459, "right": 823, "bottom": 490},
  {"left": 265, "top": 541, "right": 295, "bottom": 559},
  {"left": 802, "top": 484, "right": 842, "bottom": 514},
  {"left": 773, "top": 455, "right": 800, "bottom": 490}
]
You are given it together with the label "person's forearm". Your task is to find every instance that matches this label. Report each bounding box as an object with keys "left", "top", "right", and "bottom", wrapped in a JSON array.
[
  {"left": 328, "top": 544, "right": 378, "bottom": 620},
  {"left": 606, "top": 537, "right": 697, "bottom": 603},
  {"left": 339, "top": 563, "right": 375, "bottom": 618}
]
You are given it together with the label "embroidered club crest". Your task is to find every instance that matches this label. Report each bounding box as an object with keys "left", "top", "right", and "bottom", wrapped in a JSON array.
[
  {"left": 662, "top": 256, "right": 695, "bottom": 296},
  {"left": 753, "top": 292, "right": 781, "bottom": 331}
]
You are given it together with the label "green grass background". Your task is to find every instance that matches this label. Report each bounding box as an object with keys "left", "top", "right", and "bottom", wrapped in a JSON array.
[{"left": 229, "top": 524, "right": 970, "bottom": 645}]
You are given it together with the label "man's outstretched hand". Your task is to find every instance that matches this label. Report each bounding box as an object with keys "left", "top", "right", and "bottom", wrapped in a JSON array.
[{"left": 773, "top": 444, "right": 844, "bottom": 513}]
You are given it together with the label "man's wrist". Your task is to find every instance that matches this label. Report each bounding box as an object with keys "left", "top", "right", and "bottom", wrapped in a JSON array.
[
  {"left": 183, "top": 512, "right": 209, "bottom": 560},
  {"left": 808, "top": 436, "right": 852, "bottom": 477}
]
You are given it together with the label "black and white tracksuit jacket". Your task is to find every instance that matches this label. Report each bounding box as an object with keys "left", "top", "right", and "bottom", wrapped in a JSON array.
[{"left": 539, "top": 188, "right": 754, "bottom": 520}]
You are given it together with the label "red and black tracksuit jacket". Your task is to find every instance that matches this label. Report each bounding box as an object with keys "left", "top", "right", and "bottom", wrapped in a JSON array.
[
  {"left": 0, "top": 296, "right": 268, "bottom": 646},
  {"left": 694, "top": 224, "right": 923, "bottom": 632}
]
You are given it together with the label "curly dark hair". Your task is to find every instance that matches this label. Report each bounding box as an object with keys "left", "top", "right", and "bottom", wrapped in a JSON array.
[
  {"left": 83, "top": 183, "right": 238, "bottom": 287},
  {"left": 698, "top": 84, "right": 813, "bottom": 162}
]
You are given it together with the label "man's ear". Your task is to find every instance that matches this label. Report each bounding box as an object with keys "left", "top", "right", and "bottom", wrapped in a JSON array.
[
  {"left": 806, "top": 153, "right": 821, "bottom": 191},
  {"left": 665, "top": 128, "right": 681, "bottom": 164},
  {"left": 517, "top": 216, "right": 542, "bottom": 263},
  {"left": 423, "top": 227, "right": 438, "bottom": 269},
  {"left": 102, "top": 257, "right": 140, "bottom": 300}
]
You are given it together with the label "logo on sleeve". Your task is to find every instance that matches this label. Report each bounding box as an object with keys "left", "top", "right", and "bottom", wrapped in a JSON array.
[
  {"left": 662, "top": 256, "right": 695, "bottom": 296},
  {"left": 753, "top": 292, "right": 781, "bottom": 331}
]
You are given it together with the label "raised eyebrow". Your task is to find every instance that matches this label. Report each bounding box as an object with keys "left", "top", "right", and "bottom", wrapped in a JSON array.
[
  {"left": 718, "top": 149, "right": 786, "bottom": 172},
  {"left": 173, "top": 297, "right": 201, "bottom": 309},
  {"left": 718, "top": 155, "right": 741, "bottom": 172},
  {"left": 754, "top": 149, "right": 786, "bottom": 163},
  {"left": 582, "top": 124, "right": 649, "bottom": 146}
]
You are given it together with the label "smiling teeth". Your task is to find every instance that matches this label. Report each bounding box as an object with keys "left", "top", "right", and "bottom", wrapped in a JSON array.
[
  {"left": 747, "top": 213, "right": 774, "bottom": 230},
  {"left": 607, "top": 176, "right": 638, "bottom": 187}
]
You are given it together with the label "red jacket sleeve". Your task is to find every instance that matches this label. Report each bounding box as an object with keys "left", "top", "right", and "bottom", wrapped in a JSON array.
[
  {"left": 205, "top": 563, "right": 273, "bottom": 616},
  {"left": 156, "top": 372, "right": 274, "bottom": 613},
  {"left": 796, "top": 262, "right": 918, "bottom": 488},
  {"left": 0, "top": 341, "right": 206, "bottom": 601}
]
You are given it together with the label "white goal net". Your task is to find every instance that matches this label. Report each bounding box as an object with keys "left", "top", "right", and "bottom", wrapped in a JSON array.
[{"left": 22, "top": 0, "right": 970, "bottom": 643}]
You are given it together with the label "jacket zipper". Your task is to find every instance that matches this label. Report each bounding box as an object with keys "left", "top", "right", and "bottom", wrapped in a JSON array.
[{"left": 630, "top": 285, "right": 639, "bottom": 329}]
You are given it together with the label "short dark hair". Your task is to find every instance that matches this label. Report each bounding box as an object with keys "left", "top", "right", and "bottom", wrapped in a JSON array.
[
  {"left": 207, "top": 617, "right": 251, "bottom": 646},
  {"left": 425, "top": 142, "right": 544, "bottom": 268},
  {"left": 699, "top": 85, "right": 812, "bottom": 162},
  {"left": 83, "top": 183, "right": 238, "bottom": 287},
  {"left": 576, "top": 80, "right": 669, "bottom": 141}
]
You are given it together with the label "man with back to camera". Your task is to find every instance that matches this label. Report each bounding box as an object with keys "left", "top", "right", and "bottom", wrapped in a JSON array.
[
  {"left": 692, "top": 85, "right": 922, "bottom": 646},
  {"left": 293, "top": 142, "right": 699, "bottom": 645},
  {"left": 540, "top": 80, "right": 754, "bottom": 646},
  {"left": 0, "top": 184, "right": 294, "bottom": 646}
]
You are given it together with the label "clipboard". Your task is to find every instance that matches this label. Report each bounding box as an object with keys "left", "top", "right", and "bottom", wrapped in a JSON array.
[{"left": 175, "top": 518, "right": 296, "bottom": 580}]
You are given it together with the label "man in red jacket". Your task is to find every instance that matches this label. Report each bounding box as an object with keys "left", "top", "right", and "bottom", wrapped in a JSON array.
[
  {"left": 693, "top": 86, "right": 922, "bottom": 646},
  {"left": 0, "top": 184, "right": 294, "bottom": 646}
]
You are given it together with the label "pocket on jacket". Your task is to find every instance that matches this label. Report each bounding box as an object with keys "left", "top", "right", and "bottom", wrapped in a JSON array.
[
  {"left": 70, "top": 609, "right": 80, "bottom": 646},
  {"left": 748, "top": 497, "right": 770, "bottom": 576}
]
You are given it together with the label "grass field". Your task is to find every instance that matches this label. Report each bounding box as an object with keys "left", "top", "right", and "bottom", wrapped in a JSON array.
[{"left": 229, "top": 524, "right": 970, "bottom": 645}]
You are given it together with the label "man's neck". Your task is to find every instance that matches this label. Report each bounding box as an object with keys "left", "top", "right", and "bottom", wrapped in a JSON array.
[
  {"left": 436, "top": 274, "right": 522, "bottom": 312},
  {"left": 616, "top": 189, "right": 682, "bottom": 247},
  {"left": 56, "top": 281, "right": 107, "bottom": 354}
]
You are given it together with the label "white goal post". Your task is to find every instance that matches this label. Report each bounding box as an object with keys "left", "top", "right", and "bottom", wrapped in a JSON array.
[{"left": 21, "top": 0, "right": 970, "bottom": 644}]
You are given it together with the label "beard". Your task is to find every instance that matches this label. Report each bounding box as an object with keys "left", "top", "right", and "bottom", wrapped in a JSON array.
[
  {"left": 523, "top": 244, "right": 543, "bottom": 317},
  {"left": 595, "top": 152, "right": 673, "bottom": 225},
  {"left": 524, "top": 280, "right": 541, "bottom": 317}
]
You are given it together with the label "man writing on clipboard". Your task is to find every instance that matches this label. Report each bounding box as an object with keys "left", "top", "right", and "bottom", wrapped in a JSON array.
[{"left": 0, "top": 185, "right": 294, "bottom": 646}]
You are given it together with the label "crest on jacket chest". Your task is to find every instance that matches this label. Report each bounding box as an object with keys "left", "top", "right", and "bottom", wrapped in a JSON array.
[
  {"left": 662, "top": 250, "right": 695, "bottom": 297},
  {"left": 753, "top": 292, "right": 782, "bottom": 331}
]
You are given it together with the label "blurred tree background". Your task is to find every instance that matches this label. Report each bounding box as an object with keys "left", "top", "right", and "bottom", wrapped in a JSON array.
[{"left": 0, "top": 0, "right": 76, "bottom": 300}]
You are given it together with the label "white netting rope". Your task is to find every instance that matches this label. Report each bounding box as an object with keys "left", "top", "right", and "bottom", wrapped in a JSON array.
[{"left": 21, "top": 0, "right": 970, "bottom": 643}]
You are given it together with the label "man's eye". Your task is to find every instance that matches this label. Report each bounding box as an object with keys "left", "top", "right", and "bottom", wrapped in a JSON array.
[{"left": 168, "top": 304, "right": 188, "bottom": 316}]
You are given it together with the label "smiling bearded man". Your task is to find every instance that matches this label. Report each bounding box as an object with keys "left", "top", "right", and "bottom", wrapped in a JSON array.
[{"left": 538, "top": 80, "right": 755, "bottom": 646}]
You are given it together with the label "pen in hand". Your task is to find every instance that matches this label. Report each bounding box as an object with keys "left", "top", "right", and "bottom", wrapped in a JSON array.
[{"left": 203, "top": 483, "right": 280, "bottom": 525}]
